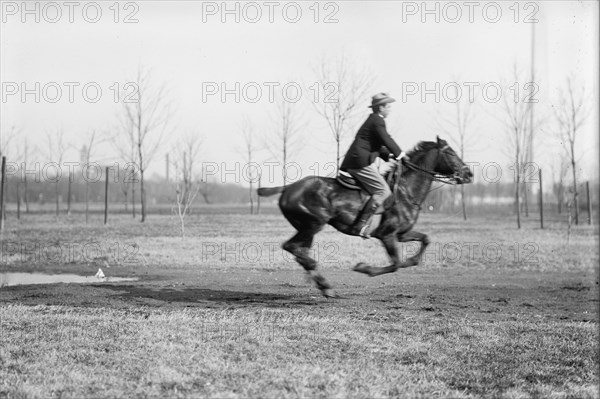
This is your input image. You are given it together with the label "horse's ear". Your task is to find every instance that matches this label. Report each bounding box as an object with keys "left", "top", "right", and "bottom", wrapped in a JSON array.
[{"left": 436, "top": 135, "right": 440, "bottom": 143}]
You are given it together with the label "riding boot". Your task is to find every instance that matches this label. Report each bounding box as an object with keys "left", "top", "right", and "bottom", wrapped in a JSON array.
[{"left": 350, "top": 197, "right": 379, "bottom": 239}]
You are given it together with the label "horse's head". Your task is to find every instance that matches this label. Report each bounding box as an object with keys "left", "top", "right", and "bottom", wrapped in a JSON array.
[
  {"left": 432, "top": 136, "right": 472, "bottom": 184},
  {"left": 405, "top": 137, "right": 473, "bottom": 184}
]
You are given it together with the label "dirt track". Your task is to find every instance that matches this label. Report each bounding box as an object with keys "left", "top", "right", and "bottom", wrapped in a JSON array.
[{"left": 2, "top": 266, "right": 597, "bottom": 323}]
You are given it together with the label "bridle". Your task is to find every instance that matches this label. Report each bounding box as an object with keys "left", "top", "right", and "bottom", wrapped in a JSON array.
[
  {"left": 386, "top": 143, "right": 463, "bottom": 210},
  {"left": 400, "top": 145, "right": 462, "bottom": 185}
]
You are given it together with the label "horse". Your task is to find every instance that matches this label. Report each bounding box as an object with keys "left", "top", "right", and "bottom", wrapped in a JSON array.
[{"left": 257, "top": 136, "right": 473, "bottom": 297}]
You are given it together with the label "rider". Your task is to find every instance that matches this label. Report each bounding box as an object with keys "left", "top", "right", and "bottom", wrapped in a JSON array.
[{"left": 340, "top": 93, "right": 408, "bottom": 238}]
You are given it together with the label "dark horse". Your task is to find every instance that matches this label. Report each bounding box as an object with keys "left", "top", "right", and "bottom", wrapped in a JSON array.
[{"left": 257, "top": 136, "right": 473, "bottom": 297}]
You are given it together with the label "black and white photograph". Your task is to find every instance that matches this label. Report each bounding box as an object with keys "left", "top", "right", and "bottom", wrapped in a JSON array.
[{"left": 0, "top": 1, "right": 598, "bottom": 397}]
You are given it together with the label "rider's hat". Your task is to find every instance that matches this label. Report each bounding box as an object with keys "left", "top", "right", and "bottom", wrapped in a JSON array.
[{"left": 368, "top": 92, "right": 396, "bottom": 108}]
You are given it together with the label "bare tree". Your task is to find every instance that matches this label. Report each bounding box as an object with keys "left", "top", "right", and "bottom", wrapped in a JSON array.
[
  {"left": 171, "top": 133, "right": 202, "bottom": 238},
  {"left": 267, "top": 96, "right": 304, "bottom": 186},
  {"left": 45, "top": 130, "right": 69, "bottom": 217},
  {"left": 198, "top": 170, "right": 214, "bottom": 204},
  {"left": 238, "top": 117, "right": 261, "bottom": 214},
  {"left": 111, "top": 106, "right": 138, "bottom": 218},
  {"left": 499, "top": 67, "right": 533, "bottom": 229},
  {"left": 552, "top": 77, "right": 591, "bottom": 225},
  {"left": 0, "top": 125, "right": 19, "bottom": 159},
  {"left": 311, "top": 54, "right": 374, "bottom": 171},
  {"left": 18, "top": 138, "right": 33, "bottom": 214},
  {"left": 171, "top": 133, "right": 202, "bottom": 210},
  {"left": 435, "top": 97, "right": 478, "bottom": 220},
  {"left": 0, "top": 126, "right": 20, "bottom": 220},
  {"left": 117, "top": 67, "right": 174, "bottom": 222},
  {"left": 81, "top": 131, "right": 99, "bottom": 224},
  {"left": 125, "top": 136, "right": 138, "bottom": 218},
  {"left": 551, "top": 152, "right": 569, "bottom": 214}
]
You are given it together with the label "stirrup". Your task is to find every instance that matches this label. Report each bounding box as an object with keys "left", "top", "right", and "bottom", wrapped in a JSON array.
[{"left": 359, "top": 225, "right": 372, "bottom": 240}]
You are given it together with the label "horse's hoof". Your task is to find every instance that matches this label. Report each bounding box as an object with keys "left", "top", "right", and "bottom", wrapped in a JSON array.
[
  {"left": 321, "top": 288, "right": 335, "bottom": 298},
  {"left": 353, "top": 262, "right": 372, "bottom": 276}
]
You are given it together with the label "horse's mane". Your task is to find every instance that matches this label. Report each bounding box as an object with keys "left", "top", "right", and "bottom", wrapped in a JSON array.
[{"left": 406, "top": 141, "right": 437, "bottom": 159}]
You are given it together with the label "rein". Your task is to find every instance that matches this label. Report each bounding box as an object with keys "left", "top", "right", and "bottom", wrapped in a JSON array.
[
  {"left": 401, "top": 146, "right": 460, "bottom": 185},
  {"left": 385, "top": 143, "right": 461, "bottom": 210}
]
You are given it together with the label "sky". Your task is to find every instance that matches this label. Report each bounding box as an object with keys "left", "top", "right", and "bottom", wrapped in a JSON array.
[{"left": 1, "top": 0, "right": 598, "bottom": 187}]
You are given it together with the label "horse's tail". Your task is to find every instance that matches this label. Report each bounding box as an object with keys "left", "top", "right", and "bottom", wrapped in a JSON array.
[{"left": 257, "top": 186, "right": 285, "bottom": 197}]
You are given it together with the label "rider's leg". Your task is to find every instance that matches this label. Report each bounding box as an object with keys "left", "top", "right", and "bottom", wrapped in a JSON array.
[
  {"left": 347, "top": 163, "right": 392, "bottom": 238},
  {"left": 351, "top": 196, "right": 379, "bottom": 238}
]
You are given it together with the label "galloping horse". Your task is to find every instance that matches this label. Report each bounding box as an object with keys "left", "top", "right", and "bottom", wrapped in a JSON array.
[{"left": 257, "top": 136, "right": 473, "bottom": 297}]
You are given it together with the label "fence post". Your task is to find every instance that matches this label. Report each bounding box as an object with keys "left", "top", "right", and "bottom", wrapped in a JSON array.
[
  {"left": 0, "top": 156, "right": 5, "bottom": 231},
  {"left": 67, "top": 170, "right": 72, "bottom": 216},
  {"left": 539, "top": 169, "right": 543, "bottom": 229},
  {"left": 104, "top": 166, "right": 109, "bottom": 225},
  {"left": 257, "top": 175, "right": 261, "bottom": 215},
  {"left": 17, "top": 182, "right": 21, "bottom": 220},
  {"left": 587, "top": 181, "right": 592, "bottom": 225}
]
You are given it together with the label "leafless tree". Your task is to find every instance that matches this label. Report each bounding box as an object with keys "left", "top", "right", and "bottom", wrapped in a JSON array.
[
  {"left": 81, "top": 131, "right": 99, "bottom": 224},
  {"left": 238, "top": 117, "right": 261, "bottom": 214},
  {"left": 198, "top": 169, "right": 214, "bottom": 204},
  {"left": 0, "top": 125, "right": 18, "bottom": 159},
  {"left": 171, "top": 133, "right": 202, "bottom": 238},
  {"left": 435, "top": 96, "right": 478, "bottom": 220},
  {"left": 311, "top": 54, "right": 374, "bottom": 171},
  {"left": 111, "top": 104, "right": 139, "bottom": 218},
  {"left": 499, "top": 66, "right": 533, "bottom": 229},
  {"left": 551, "top": 152, "right": 569, "bottom": 214},
  {"left": 0, "top": 126, "right": 20, "bottom": 220},
  {"left": 1, "top": 128, "right": 24, "bottom": 219},
  {"left": 171, "top": 133, "right": 202, "bottom": 210},
  {"left": 45, "top": 130, "right": 68, "bottom": 217},
  {"left": 18, "top": 137, "right": 33, "bottom": 214},
  {"left": 125, "top": 136, "right": 138, "bottom": 218},
  {"left": 552, "top": 77, "right": 591, "bottom": 225},
  {"left": 117, "top": 67, "right": 174, "bottom": 222},
  {"left": 267, "top": 96, "right": 304, "bottom": 186}
]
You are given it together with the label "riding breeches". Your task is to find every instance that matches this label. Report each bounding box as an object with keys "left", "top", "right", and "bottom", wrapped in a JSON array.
[{"left": 346, "top": 162, "right": 392, "bottom": 213}]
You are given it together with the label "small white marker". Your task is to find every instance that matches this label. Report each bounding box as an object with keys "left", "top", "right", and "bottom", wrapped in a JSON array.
[{"left": 95, "top": 268, "right": 105, "bottom": 279}]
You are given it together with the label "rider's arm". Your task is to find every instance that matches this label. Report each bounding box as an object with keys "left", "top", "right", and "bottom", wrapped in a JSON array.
[
  {"left": 378, "top": 146, "right": 391, "bottom": 161},
  {"left": 373, "top": 117, "right": 401, "bottom": 158}
]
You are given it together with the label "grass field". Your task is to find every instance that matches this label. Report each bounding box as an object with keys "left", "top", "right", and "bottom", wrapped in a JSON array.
[{"left": 1, "top": 207, "right": 598, "bottom": 398}]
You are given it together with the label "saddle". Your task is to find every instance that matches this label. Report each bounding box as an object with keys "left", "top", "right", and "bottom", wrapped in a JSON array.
[
  {"left": 336, "top": 162, "right": 400, "bottom": 211},
  {"left": 336, "top": 162, "right": 398, "bottom": 192},
  {"left": 336, "top": 170, "right": 362, "bottom": 190}
]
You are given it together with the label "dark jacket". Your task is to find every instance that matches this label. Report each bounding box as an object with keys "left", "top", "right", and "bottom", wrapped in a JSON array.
[{"left": 340, "top": 113, "right": 402, "bottom": 171}]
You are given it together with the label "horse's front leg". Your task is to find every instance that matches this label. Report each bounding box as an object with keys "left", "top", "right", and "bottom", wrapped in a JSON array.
[
  {"left": 353, "top": 234, "right": 402, "bottom": 277},
  {"left": 397, "top": 230, "right": 430, "bottom": 266},
  {"left": 353, "top": 230, "right": 429, "bottom": 277}
]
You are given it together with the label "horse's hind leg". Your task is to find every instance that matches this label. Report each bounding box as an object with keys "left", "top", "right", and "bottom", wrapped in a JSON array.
[
  {"left": 282, "top": 225, "right": 333, "bottom": 297},
  {"left": 397, "top": 230, "right": 430, "bottom": 266}
]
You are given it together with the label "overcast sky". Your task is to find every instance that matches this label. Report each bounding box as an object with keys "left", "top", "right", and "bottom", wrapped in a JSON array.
[{"left": 1, "top": 0, "right": 598, "bottom": 186}]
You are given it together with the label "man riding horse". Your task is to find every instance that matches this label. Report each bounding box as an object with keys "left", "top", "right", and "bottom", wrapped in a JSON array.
[
  {"left": 341, "top": 92, "right": 408, "bottom": 238},
  {"left": 257, "top": 92, "right": 473, "bottom": 297}
]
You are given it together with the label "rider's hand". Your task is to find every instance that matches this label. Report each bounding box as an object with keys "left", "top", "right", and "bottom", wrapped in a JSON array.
[{"left": 397, "top": 152, "right": 409, "bottom": 163}]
